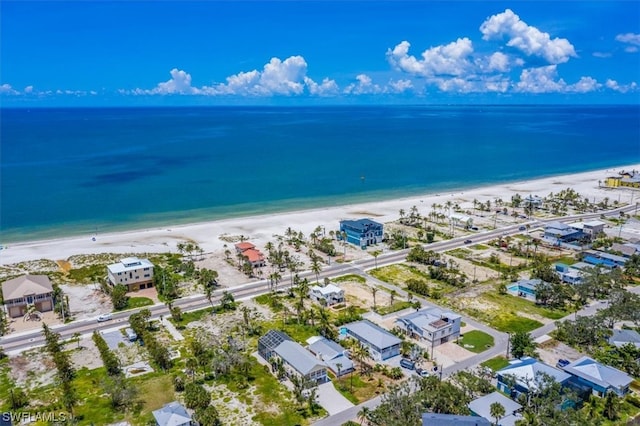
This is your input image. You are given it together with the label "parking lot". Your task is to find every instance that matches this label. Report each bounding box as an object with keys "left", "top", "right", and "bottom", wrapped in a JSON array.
[{"left": 101, "top": 329, "right": 134, "bottom": 351}]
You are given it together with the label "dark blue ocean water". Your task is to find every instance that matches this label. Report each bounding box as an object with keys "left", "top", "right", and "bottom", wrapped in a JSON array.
[{"left": 1, "top": 105, "right": 639, "bottom": 242}]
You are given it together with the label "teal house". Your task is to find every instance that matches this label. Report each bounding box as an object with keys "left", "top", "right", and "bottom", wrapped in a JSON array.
[{"left": 339, "top": 218, "right": 383, "bottom": 248}]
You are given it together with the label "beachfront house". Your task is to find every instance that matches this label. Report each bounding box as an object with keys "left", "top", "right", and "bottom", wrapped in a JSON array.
[
  {"left": 605, "top": 170, "right": 640, "bottom": 188},
  {"left": 523, "top": 195, "right": 544, "bottom": 210},
  {"left": 561, "top": 356, "right": 633, "bottom": 397},
  {"left": 468, "top": 392, "right": 522, "bottom": 426},
  {"left": 340, "top": 320, "right": 401, "bottom": 361},
  {"left": 309, "top": 283, "right": 344, "bottom": 306},
  {"left": 609, "top": 329, "right": 640, "bottom": 349},
  {"left": 152, "top": 401, "right": 193, "bottom": 426},
  {"left": 306, "top": 336, "right": 354, "bottom": 377},
  {"left": 234, "top": 242, "right": 266, "bottom": 268},
  {"left": 1, "top": 275, "right": 54, "bottom": 318},
  {"left": 449, "top": 213, "right": 473, "bottom": 229},
  {"left": 507, "top": 278, "right": 541, "bottom": 301},
  {"left": 610, "top": 243, "right": 640, "bottom": 258},
  {"left": 497, "top": 357, "right": 571, "bottom": 399},
  {"left": 339, "top": 218, "right": 383, "bottom": 248},
  {"left": 107, "top": 257, "right": 154, "bottom": 292},
  {"left": 395, "top": 307, "right": 462, "bottom": 349}
]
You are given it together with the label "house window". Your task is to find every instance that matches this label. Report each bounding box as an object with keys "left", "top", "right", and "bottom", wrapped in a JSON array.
[
  {"left": 144, "top": 274, "right": 150, "bottom": 278},
  {"left": 144, "top": 267, "right": 150, "bottom": 271}
]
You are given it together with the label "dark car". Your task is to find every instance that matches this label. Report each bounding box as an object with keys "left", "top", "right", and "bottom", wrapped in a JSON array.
[
  {"left": 518, "top": 226, "right": 527, "bottom": 231},
  {"left": 556, "top": 359, "right": 570, "bottom": 368},
  {"left": 464, "top": 239, "right": 472, "bottom": 244}
]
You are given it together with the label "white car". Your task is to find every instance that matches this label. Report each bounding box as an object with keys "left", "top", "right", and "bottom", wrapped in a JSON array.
[{"left": 97, "top": 313, "right": 113, "bottom": 322}]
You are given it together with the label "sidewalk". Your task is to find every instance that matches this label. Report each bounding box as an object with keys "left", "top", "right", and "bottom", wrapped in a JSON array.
[{"left": 160, "top": 317, "right": 184, "bottom": 341}]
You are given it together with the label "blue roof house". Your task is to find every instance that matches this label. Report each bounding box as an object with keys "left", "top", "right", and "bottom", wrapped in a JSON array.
[
  {"left": 497, "top": 357, "right": 571, "bottom": 399},
  {"left": 543, "top": 222, "right": 583, "bottom": 244},
  {"left": 507, "top": 279, "right": 541, "bottom": 301},
  {"left": 341, "top": 320, "right": 401, "bottom": 361},
  {"left": 561, "top": 356, "right": 633, "bottom": 397},
  {"left": 421, "top": 413, "right": 491, "bottom": 426},
  {"left": 609, "top": 329, "right": 640, "bottom": 349},
  {"left": 339, "top": 218, "right": 383, "bottom": 248}
]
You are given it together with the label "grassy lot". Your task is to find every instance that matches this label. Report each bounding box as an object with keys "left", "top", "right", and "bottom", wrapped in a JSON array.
[
  {"left": 457, "top": 330, "right": 494, "bottom": 353},
  {"left": 481, "top": 291, "right": 571, "bottom": 320},
  {"left": 373, "top": 301, "right": 412, "bottom": 316},
  {"left": 127, "top": 297, "right": 154, "bottom": 309},
  {"left": 481, "top": 356, "right": 510, "bottom": 372},
  {"left": 262, "top": 320, "right": 322, "bottom": 344},
  {"left": 491, "top": 314, "right": 544, "bottom": 333},
  {"left": 170, "top": 307, "right": 212, "bottom": 328},
  {"left": 471, "top": 244, "right": 490, "bottom": 250},
  {"left": 369, "top": 264, "right": 455, "bottom": 296},
  {"left": 217, "top": 358, "right": 317, "bottom": 426},
  {"left": 67, "top": 264, "right": 107, "bottom": 283},
  {"left": 332, "top": 274, "right": 366, "bottom": 284},
  {"left": 551, "top": 256, "right": 577, "bottom": 265},
  {"left": 130, "top": 373, "right": 175, "bottom": 425},
  {"left": 333, "top": 370, "right": 389, "bottom": 404}
]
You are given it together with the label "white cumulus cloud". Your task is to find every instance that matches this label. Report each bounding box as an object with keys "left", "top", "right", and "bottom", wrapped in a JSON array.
[
  {"left": 344, "top": 74, "right": 383, "bottom": 94},
  {"left": 388, "top": 79, "right": 413, "bottom": 93},
  {"left": 605, "top": 79, "right": 638, "bottom": 93},
  {"left": 480, "top": 9, "right": 577, "bottom": 64},
  {"left": 616, "top": 33, "right": 640, "bottom": 46},
  {"left": 0, "top": 84, "right": 19, "bottom": 95},
  {"left": 515, "top": 66, "right": 601, "bottom": 93},
  {"left": 387, "top": 38, "right": 474, "bottom": 77},
  {"left": 303, "top": 77, "right": 339, "bottom": 96}
]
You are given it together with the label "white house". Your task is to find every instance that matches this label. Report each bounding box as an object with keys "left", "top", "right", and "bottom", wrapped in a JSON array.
[
  {"left": 107, "top": 257, "right": 154, "bottom": 292},
  {"left": 449, "top": 213, "right": 473, "bottom": 229},
  {"left": 309, "top": 284, "right": 344, "bottom": 306}
]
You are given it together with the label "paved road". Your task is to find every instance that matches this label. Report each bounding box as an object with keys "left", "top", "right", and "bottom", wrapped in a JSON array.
[{"left": 1, "top": 203, "right": 636, "bottom": 421}]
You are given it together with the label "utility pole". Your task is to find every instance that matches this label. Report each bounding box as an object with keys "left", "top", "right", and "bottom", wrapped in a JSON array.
[{"left": 506, "top": 333, "right": 511, "bottom": 358}]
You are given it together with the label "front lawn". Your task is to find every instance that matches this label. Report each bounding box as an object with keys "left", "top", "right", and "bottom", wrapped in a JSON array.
[
  {"left": 127, "top": 297, "right": 154, "bottom": 309},
  {"left": 332, "top": 274, "right": 366, "bottom": 284},
  {"left": 457, "top": 330, "right": 494, "bottom": 353},
  {"left": 481, "top": 356, "right": 510, "bottom": 372},
  {"left": 373, "top": 301, "right": 413, "bottom": 316}
]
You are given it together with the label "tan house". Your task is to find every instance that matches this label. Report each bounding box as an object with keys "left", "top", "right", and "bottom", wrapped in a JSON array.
[
  {"left": 2, "top": 275, "right": 55, "bottom": 318},
  {"left": 107, "top": 257, "right": 154, "bottom": 291}
]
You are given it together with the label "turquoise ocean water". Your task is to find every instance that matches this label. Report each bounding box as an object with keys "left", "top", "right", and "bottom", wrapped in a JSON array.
[{"left": 1, "top": 105, "right": 639, "bottom": 243}]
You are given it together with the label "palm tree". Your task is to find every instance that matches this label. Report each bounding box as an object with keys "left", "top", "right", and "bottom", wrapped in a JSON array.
[
  {"left": 371, "top": 287, "right": 378, "bottom": 309},
  {"left": 311, "top": 259, "right": 322, "bottom": 283},
  {"left": 177, "top": 242, "right": 185, "bottom": 257},
  {"left": 489, "top": 402, "right": 505, "bottom": 425},
  {"left": 389, "top": 289, "right": 397, "bottom": 306},
  {"left": 357, "top": 406, "right": 371, "bottom": 425},
  {"left": 371, "top": 250, "right": 381, "bottom": 269},
  {"left": 336, "top": 362, "right": 343, "bottom": 383}
]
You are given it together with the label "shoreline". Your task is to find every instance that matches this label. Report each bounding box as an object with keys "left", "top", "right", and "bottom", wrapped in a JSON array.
[{"left": 1, "top": 164, "right": 638, "bottom": 265}]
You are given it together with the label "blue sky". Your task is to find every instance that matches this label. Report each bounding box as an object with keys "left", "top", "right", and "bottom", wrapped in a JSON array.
[{"left": 1, "top": 1, "right": 639, "bottom": 106}]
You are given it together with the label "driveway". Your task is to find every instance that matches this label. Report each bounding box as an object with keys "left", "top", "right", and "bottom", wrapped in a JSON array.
[{"left": 316, "top": 381, "right": 354, "bottom": 415}]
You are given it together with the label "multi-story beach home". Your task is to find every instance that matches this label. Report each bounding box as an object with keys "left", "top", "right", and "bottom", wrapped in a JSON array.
[
  {"left": 1, "top": 274, "right": 55, "bottom": 318},
  {"left": 306, "top": 336, "right": 354, "bottom": 377},
  {"left": 340, "top": 320, "right": 401, "bottom": 361},
  {"left": 449, "top": 213, "right": 473, "bottom": 229},
  {"left": 107, "top": 257, "right": 154, "bottom": 291},
  {"left": 395, "top": 307, "right": 462, "bottom": 350},
  {"left": 605, "top": 170, "right": 640, "bottom": 189},
  {"left": 339, "top": 218, "right": 383, "bottom": 248},
  {"left": 543, "top": 221, "right": 584, "bottom": 244},
  {"left": 234, "top": 241, "right": 266, "bottom": 267},
  {"left": 561, "top": 356, "right": 633, "bottom": 397},
  {"left": 309, "top": 283, "right": 344, "bottom": 306},
  {"left": 496, "top": 357, "right": 572, "bottom": 399}
]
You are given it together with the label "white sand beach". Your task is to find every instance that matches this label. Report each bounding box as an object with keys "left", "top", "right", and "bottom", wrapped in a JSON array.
[{"left": 1, "top": 165, "right": 638, "bottom": 266}]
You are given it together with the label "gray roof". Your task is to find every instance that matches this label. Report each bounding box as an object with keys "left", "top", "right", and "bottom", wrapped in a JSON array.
[
  {"left": 308, "top": 337, "right": 347, "bottom": 361},
  {"left": 274, "top": 340, "right": 326, "bottom": 376},
  {"left": 468, "top": 392, "right": 522, "bottom": 423},
  {"left": 611, "top": 243, "right": 638, "bottom": 257},
  {"left": 343, "top": 320, "right": 401, "bottom": 349},
  {"left": 512, "top": 278, "right": 542, "bottom": 291},
  {"left": 1, "top": 275, "right": 53, "bottom": 301},
  {"left": 422, "top": 413, "right": 491, "bottom": 426},
  {"left": 325, "top": 355, "right": 354, "bottom": 375},
  {"left": 152, "top": 401, "right": 191, "bottom": 426},
  {"left": 563, "top": 356, "right": 633, "bottom": 390},
  {"left": 609, "top": 329, "right": 640, "bottom": 349},
  {"left": 396, "top": 307, "right": 461, "bottom": 333},
  {"left": 498, "top": 357, "right": 571, "bottom": 391}
]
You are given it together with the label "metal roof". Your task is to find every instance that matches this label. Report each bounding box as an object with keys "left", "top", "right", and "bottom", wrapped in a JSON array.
[
  {"left": 609, "top": 329, "right": 640, "bottom": 349},
  {"left": 274, "top": 340, "right": 326, "bottom": 376},
  {"left": 310, "top": 283, "right": 343, "bottom": 296},
  {"left": 563, "top": 356, "right": 633, "bottom": 390},
  {"left": 152, "top": 401, "right": 192, "bottom": 426},
  {"left": 468, "top": 392, "right": 522, "bottom": 423},
  {"left": 340, "top": 218, "right": 383, "bottom": 232},
  {"left": 396, "top": 307, "right": 461, "bottom": 333},
  {"left": 343, "top": 320, "right": 401, "bottom": 349},
  {"left": 308, "top": 337, "right": 346, "bottom": 360},
  {"left": 498, "top": 357, "right": 571, "bottom": 391},
  {"left": 422, "top": 413, "right": 491, "bottom": 426}
]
